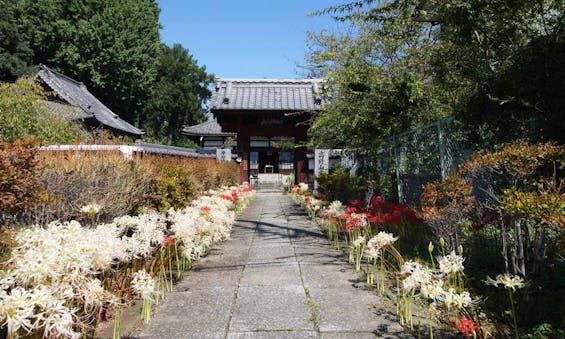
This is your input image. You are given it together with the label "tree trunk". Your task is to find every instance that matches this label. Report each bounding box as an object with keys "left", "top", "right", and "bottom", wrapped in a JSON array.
[{"left": 499, "top": 208, "right": 509, "bottom": 273}]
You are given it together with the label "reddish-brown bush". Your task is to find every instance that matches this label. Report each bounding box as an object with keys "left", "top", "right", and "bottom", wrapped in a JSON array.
[
  {"left": 32, "top": 151, "right": 153, "bottom": 224},
  {"left": 0, "top": 139, "right": 42, "bottom": 224}
]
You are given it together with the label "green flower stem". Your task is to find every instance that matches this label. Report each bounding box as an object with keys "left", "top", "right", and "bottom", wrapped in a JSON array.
[
  {"left": 508, "top": 289, "right": 519, "bottom": 339},
  {"left": 113, "top": 305, "right": 121, "bottom": 339},
  {"left": 141, "top": 298, "right": 152, "bottom": 324},
  {"left": 174, "top": 241, "right": 181, "bottom": 279},
  {"left": 428, "top": 305, "right": 434, "bottom": 339},
  {"left": 429, "top": 252, "right": 436, "bottom": 270},
  {"left": 167, "top": 246, "right": 173, "bottom": 290}
]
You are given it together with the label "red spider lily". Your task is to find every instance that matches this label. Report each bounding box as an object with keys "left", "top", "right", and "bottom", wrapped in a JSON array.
[
  {"left": 455, "top": 318, "right": 478, "bottom": 338},
  {"left": 219, "top": 193, "right": 235, "bottom": 202},
  {"left": 346, "top": 206, "right": 359, "bottom": 214},
  {"left": 349, "top": 199, "right": 365, "bottom": 209},
  {"left": 367, "top": 196, "right": 422, "bottom": 226},
  {"left": 200, "top": 206, "right": 211, "bottom": 213},
  {"left": 365, "top": 211, "right": 383, "bottom": 224},
  {"left": 163, "top": 235, "right": 174, "bottom": 246},
  {"left": 241, "top": 183, "right": 253, "bottom": 192},
  {"left": 231, "top": 190, "right": 239, "bottom": 201},
  {"left": 342, "top": 214, "right": 367, "bottom": 230}
]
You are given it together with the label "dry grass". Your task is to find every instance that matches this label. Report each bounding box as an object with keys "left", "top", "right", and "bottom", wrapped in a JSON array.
[
  {"left": 31, "top": 151, "right": 153, "bottom": 224},
  {"left": 15, "top": 152, "right": 241, "bottom": 225}
]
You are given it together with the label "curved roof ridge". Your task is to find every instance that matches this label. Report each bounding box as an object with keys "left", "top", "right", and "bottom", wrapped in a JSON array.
[
  {"left": 38, "top": 64, "right": 85, "bottom": 87},
  {"left": 217, "top": 78, "right": 324, "bottom": 83}
]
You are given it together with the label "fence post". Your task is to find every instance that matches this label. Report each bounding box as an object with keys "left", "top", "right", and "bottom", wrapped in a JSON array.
[
  {"left": 437, "top": 120, "right": 448, "bottom": 178},
  {"left": 393, "top": 136, "right": 404, "bottom": 204}
]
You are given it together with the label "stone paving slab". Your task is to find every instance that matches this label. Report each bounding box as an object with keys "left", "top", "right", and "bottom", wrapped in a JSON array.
[
  {"left": 228, "top": 330, "right": 318, "bottom": 339},
  {"left": 175, "top": 265, "right": 243, "bottom": 291},
  {"left": 229, "top": 285, "right": 313, "bottom": 332},
  {"left": 308, "top": 287, "right": 404, "bottom": 334},
  {"left": 239, "top": 262, "right": 301, "bottom": 286},
  {"left": 138, "top": 287, "right": 234, "bottom": 338},
  {"left": 139, "top": 192, "right": 409, "bottom": 339},
  {"left": 247, "top": 244, "right": 296, "bottom": 263},
  {"left": 300, "top": 263, "right": 363, "bottom": 288}
]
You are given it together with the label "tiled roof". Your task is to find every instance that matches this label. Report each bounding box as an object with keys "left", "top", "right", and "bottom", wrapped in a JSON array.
[
  {"left": 210, "top": 78, "right": 324, "bottom": 112},
  {"left": 182, "top": 118, "right": 236, "bottom": 137},
  {"left": 36, "top": 65, "right": 143, "bottom": 136},
  {"left": 133, "top": 141, "right": 215, "bottom": 158},
  {"left": 35, "top": 100, "right": 92, "bottom": 120}
]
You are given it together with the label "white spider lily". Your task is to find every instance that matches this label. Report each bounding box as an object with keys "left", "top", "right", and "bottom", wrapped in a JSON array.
[
  {"left": 439, "top": 288, "right": 475, "bottom": 310},
  {"left": 364, "top": 232, "right": 398, "bottom": 260},
  {"left": 352, "top": 235, "right": 366, "bottom": 248},
  {"left": 131, "top": 270, "right": 157, "bottom": 301},
  {"left": 438, "top": 251, "right": 465, "bottom": 275},
  {"left": 485, "top": 273, "right": 525, "bottom": 291},
  {"left": 80, "top": 204, "right": 101, "bottom": 214}
]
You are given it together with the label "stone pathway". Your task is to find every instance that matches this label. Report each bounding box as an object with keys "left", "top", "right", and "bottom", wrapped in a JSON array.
[{"left": 139, "top": 192, "right": 409, "bottom": 339}]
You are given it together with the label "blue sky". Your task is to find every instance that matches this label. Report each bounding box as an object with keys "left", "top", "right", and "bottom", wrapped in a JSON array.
[{"left": 157, "top": 1, "right": 348, "bottom": 79}]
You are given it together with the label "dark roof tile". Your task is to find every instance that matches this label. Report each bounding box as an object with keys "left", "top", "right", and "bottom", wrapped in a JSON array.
[
  {"left": 36, "top": 65, "right": 143, "bottom": 136},
  {"left": 210, "top": 78, "right": 324, "bottom": 112},
  {"left": 182, "top": 118, "right": 236, "bottom": 137}
]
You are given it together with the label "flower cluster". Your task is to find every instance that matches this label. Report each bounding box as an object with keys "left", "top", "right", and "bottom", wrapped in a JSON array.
[
  {"left": 364, "top": 232, "right": 398, "bottom": 260},
  {"left": 484, "top": 273, "right": 525, "bottom": 291},
  {"left": 131, "top": 270, "right": 156, "bottom": 301},
  {"left": 0, "top": 183, "right": 254, "bottom": 338},
  {"left": 400, "top": 252, "right": 475, "bottom": 312},
  {"left": 289, "top": 184, "right": 487, "bottom": 335}
]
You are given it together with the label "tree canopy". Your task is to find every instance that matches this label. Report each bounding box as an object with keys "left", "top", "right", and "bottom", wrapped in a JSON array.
[
  {"left": 308, "top": 0, "right": 564, "bottom": 151},
  {"left": 144, "top": 44, "right": 214, "bottom": 145},
  {"left": 0, "top": 0, "right": 214, "bottom": 146}
]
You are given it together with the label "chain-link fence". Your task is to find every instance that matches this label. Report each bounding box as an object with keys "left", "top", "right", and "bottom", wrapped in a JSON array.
[{"left": 368, "top": 117, "right": 472, "bottom": 205}]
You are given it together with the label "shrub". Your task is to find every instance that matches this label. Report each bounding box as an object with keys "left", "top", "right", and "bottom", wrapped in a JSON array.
[
  {"left": 147, "top": 156, "right": 239, "bottom": 210},
  {"left": 0, "top": 139, "right": 42, "bottom": 225},
  {"left": 31, "top": 151, "right": 153, "bottom": 225},
  {"left": 316, "top": 165, "right": 366, "bottom": 203},
  {"left": 420, "top": 140, "right": 565, "bottom": 326},
  {"left": 0, "top": 78, "right": 88, "bottom": 144}
]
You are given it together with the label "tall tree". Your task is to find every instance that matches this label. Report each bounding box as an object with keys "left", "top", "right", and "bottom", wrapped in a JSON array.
[
  {"left": 1, "top": 0, "right": 161, "bottom": 126},
  {"left": 306, "top": 1, "right": 449, "bottom": 155},
  {"left": 144, "top": 44, "right": 214, "bottom": 145},
  {"left": 0, "top": 0, "right": 33, "bottom": 81},
  {"left": 310, "top": 0, "right": 565, "bottom": 147}
]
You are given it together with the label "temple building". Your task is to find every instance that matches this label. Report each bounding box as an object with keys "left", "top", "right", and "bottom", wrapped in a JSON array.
[
  {"left": 183, "top": 78, "right": 324, "bottom": 183},
  {"left": 35, "top": 64, "right": 143, "bottom": 138}
]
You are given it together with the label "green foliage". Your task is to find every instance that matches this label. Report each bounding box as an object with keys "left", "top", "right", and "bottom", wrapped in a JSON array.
[
  {"left": 309, "top": 0, "right": 564, "bottom": 150},
  {"left": 433, "top": 0, "right": 565, "bottom": 146},
  {"left": 307, "top": 1, "right": 450, "bottom": 155},
  {"left": 143, "top": 44, "right": 214, "bottom": 145},
  {"left": 147, "top": 157, "right": 239, "bottom": 211},
  {"left": 14, "top": 0, "right": 162, "bottom": 125},
  {"left": 0, "top": 78, "right": 88, "bottom": 143},
  {"left": 522, "top": 323, "right": 565, "bottom": 339},
  {"left": 1, "top": 0, "right": 213, "bottom": 145},
  {"left": 0, "top": 0, "right": 33, "bottom": 81},
  {"left": 315, "top": 166, "right": 366, "bottom": 203}
]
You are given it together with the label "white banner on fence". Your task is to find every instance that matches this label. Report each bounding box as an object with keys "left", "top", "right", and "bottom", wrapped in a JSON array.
[
  {"left": 216, "top": 148, "right": 232, "bottom": 162},
  {"left": 314, "top": 149, "right": 330, "bottom": 177},
  {"left": 314, "top": 149, "right": 330, "bottom": 192}
]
